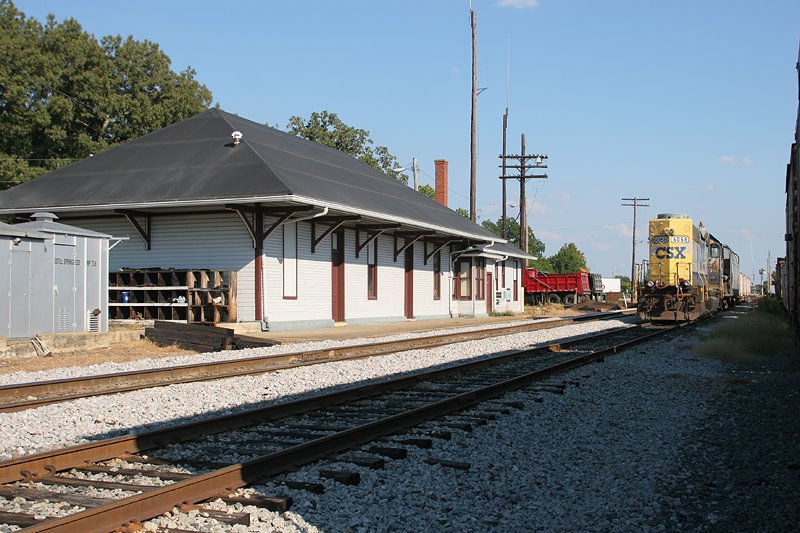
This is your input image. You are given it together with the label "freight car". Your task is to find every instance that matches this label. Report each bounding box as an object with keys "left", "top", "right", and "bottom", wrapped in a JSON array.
[
  {"left": 708, "top": 233, "right": 742, "bottom": 309},
  {"left": 638, "top": 213, "right": 740, "bottom": 322},
  {"left": 523, "top": 268, "right": 604, "bottom": 305}
]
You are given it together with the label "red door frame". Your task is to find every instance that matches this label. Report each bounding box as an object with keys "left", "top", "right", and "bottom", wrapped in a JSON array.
[
  {"left": 486, "top": 272, "right": 493, "bottom": 313},
  {"left": 331, "top": 229, "right": 345, "bottom": 322},
  {"left": 404, "top": 245, "right": 414, "bottom": 319}
]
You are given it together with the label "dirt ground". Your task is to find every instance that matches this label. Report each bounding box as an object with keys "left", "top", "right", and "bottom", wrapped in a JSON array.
[
  {"left": 0, "top": 339, "right": 199, "bottom": 375},
  {"left": 0, "top": 303, "right": 596, "bottom": 376}
]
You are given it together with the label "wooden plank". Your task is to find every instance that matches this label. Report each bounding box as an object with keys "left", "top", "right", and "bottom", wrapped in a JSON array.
[
  {"left": 38, "top": 476, "right": 156, "bottom": 492},
  {"left": 219, "top": 495, "right": 292, "bottom": 513},
  {"left": 0, "top": 510, "right": 39, "bottom": 527},
  {"left": 74, "top": 465, "right": 194, "bottom": 482},
  {"left": 424, "top": 457, "right": 471, "bottom": 471},
  {"left": 145, "top": 328, "right": 229, "bottom": 347},
  {"left": 319, "top": 470, "right": 360, "bottom": 485},
  {"left": 196, "top": 508, "right": 250, "bottom": 526},
  {"left": 153, "top": 320, "right": 234, "bottom": 336},
  {"left": 228, "top": 271, "right": 237, "bottom": 322},
  {"left": 0, "top": 485, "right": 113, "bottom": 508},
  {"left": 282, "top": 480, "right": 325, "bottom": 494},
  {"left": 232, "top": 334, "right": 281, "bottom": 349}
]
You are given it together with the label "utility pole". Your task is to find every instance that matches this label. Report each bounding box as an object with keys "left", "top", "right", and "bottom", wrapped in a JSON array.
[
  {"left": 501, "top": 108, "right": 508, "bottom": 238},
  {"left": 499, "top": 134, "right": 548, "bottom": 259},
  {"left": 469, "top": 6, "right": 478, "bottom": 222},
  {"left": 621, "top": 197, "right": 649, "bottom": 297},
  {"left": 767, "top": 250, "right": 772, "bottom": 295},
  {"left": 411, "top": 157, "right": 419, "bottom": 191}
]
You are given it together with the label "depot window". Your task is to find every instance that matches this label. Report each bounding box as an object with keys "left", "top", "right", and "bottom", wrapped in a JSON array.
[
  {"left": 454, "top": 258, "right": 472, "bottom": 300},
  {"left": 283, "top": 222, "right": 298, "bottom": 299},
  {"left": 475, "top": 258, "right": 485, "bottom": 300}
]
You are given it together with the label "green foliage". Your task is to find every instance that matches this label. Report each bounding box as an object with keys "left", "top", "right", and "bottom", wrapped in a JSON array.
[
  {"left": 529, "top": 257, "right": 554, "bottom": 271},
  {"left": 488, "top": 310, "right": 515, "bottom": 317},
  {"left": 0, "top": 0, "right": 212, "bottom": 189},
  {"left": 615, "top": 275, "right": 632, "bottom": 292},
  {"left": 549, "top": 243, "right": 587, "bottom": 273},
  {"left": 286, "top": 110, "right": 406, "bottom": 183},
  {"left": 456, "top": 207, "right": 470, "bottom": 218},
  {"left": 481, "top": 217, "right": 545, "bottom": 257},
  {"left": 418, "top": 183, "right": 435, "bottom": 200}
]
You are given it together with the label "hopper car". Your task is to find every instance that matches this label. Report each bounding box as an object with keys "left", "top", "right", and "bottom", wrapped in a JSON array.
[{"left": 523, "top": 268, "right": 604, "bottom": 305}]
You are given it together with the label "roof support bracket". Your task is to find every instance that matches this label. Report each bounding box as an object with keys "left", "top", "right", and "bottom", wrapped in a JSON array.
[
  {"left": 115, "top": 209, "right": 151, "bottom": 250},
  {"left": 226, "top": 204, "right": 313, "bottom": 248},
  {"left": 311, "top": 216, "right": 361, "bottom": 253},
  {"left": 424, "top": 238, "right": 456, "bottom": 265},
  {"left": 355, "top": 224, "right": 400, "bottom": 258},
  {"left": 394, "top": 231, "right": 435, "bottom": 262}
]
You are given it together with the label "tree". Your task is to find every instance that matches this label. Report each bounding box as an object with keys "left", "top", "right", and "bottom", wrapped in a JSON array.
[
  {"left": 615, "top": 275, "right": 632, "bottom": 293},
  {"left": 418, "top": 183, "right": 435, "bottom": 200},
  {"left": 286, "top": 110, "right": 406, "bottom": 184},
  {"left": 481, "top": 217, "right": 545, "bottom": 257},
  {"left": 0, "top": 0, "right": 212, "bottom": 189},
  {"left": 549, "top": 243, "right": 588, "bottom": 273},
  {"left": 456, "top": 207, "right": 470, "bottom": 218}
]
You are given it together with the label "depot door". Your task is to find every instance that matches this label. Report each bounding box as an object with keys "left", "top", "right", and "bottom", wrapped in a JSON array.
[
  {"left": 404, "top": 245, "right": 414, "bottom": 319},
  {"left": 331, "top": 230, "right": 345, "bottom": 322},
  {"left": 486, "top": 273, "right": 493, "bottom": 313}
]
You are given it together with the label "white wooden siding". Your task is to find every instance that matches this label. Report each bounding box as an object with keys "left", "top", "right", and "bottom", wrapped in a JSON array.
[
  {"left": 344, "top": 231, "right": 404, "bottom": 322},
  {"left": 264, "top": 218, "right": 331, "bottom": 326},
  {"left": 69, "top": 214, "right": 257, "bottom": 321},
  {"left": 67, "top": 214, "right": 526, "bottom": 326}
]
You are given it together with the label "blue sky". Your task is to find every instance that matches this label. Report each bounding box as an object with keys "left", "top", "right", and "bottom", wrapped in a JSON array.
[{"left": 15, "top": 0, "right": 800, "bottom": 280}]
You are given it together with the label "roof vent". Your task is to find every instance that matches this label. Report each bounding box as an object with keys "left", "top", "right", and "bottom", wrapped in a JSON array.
[
  {"left": 231, "top": 131, "right": 243, "bottom": 145},
  {"left": 30, "top": 212, "right": 59, "bottom": 222}
]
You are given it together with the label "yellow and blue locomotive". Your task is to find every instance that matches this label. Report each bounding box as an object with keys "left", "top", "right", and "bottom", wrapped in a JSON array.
[{"left": 638, "top": 213, "right": 716, "bottom": 321}]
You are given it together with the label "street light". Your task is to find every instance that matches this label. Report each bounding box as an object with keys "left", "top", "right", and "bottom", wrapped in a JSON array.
[{"left": 392, "top": 157, "right": 419, "bottom": 191}]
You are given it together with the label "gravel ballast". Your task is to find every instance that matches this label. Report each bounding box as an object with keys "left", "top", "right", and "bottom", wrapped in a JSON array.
[
  {"left": 0, "top": 318, "right": 631, "bottom": 459},
  {"left": 1, "top": 315, "right": 798, "bottom": 532}
]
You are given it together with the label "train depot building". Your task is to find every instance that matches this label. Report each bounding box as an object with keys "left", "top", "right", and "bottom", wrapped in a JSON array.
[{"left": 0, "top": 109, "right": 533, "bottom": 332}]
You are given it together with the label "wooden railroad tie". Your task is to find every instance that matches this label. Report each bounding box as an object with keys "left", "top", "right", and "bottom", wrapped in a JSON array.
[{"left": 145, "top": 321, "right": 280, "bottom": 352}]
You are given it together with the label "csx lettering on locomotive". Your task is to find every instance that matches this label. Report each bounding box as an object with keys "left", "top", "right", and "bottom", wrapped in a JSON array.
[{"left": 654, "top": 246, "right": 687, "bottom": 259}]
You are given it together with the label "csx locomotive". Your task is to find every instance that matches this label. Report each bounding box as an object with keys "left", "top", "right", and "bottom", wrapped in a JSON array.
[{"left": 638, "top": 213, "right": 740, "bottom": 322}]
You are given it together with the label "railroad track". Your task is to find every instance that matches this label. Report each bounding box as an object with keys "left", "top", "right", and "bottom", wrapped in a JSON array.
[
  {"left": 0, "top": 320, "right": 679, "bottom": 532},
  {"left": 0, "top": 310, "right": 635, "bottom": 413}
]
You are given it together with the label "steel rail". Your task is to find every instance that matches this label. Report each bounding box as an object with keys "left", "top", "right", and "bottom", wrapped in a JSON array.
[
  {"left": 0, "top": 323, "right": 638, "bottom": 485},
  {"left": 0, "top": 310, "right": 634, "bottom": 412},
  {"left": 18, "top": 323, "right": 679, "bottom": 533}
]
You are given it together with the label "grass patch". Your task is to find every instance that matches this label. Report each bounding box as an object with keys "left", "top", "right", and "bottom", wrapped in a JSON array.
[
  {"left": 488, "top": 310, "right": 515, "bottom": 317},
  {"left": 693, "top": 299, "right": 796, "bottom": 362}
]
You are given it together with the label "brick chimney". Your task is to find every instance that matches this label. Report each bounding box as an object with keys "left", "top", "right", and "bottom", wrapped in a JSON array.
[{"left": 434, "top": 159, "right": 448, "bottom": 207}]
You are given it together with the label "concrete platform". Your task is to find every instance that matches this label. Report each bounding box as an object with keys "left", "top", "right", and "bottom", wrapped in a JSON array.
[
  {"left": 0, "top": 328, "right": 143, "bottom": 359},
  {"left": 235, "top": 314, "right": 542, "bottom": 344}
]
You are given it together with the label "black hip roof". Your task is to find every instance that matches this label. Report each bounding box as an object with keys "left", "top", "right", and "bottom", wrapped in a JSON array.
[{"left": 0, "top": 109, "right": 506, "bottom": 243}]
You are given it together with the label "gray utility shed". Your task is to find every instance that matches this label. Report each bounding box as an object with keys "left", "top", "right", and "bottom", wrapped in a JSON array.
[{"left": 0, "top": 213, "right": 110, "bottom": 339}]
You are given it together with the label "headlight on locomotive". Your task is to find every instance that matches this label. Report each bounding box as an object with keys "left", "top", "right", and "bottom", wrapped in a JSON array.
[
  {"left": 680, "top": 279, "right": 692, "bottom": 289},
  {"left": 646, "top": 280, "right": 655, "bottom": 288}
]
